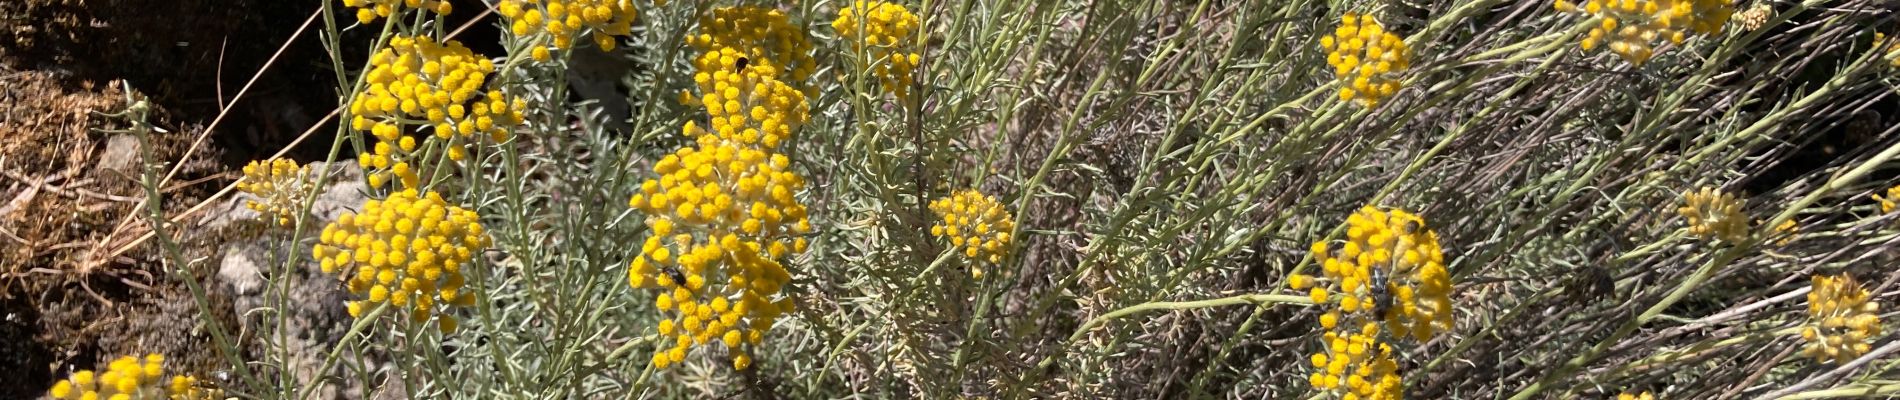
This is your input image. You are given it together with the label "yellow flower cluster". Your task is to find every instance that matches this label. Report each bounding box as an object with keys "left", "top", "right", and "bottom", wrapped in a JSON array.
[
  {"left": 497, "top": 0, "right": 638, "bottom": 60},
  {"left": 1617, "top": 392, "right": 1656, "bottom": 400},
  {"left": 1801, "top": 274, "right": 1882, "bottom": 364},
  {"left": 1770, "top": 219, "right": 1797, "bottom": 247},
  {"left": 48, "top": 354, "right": 216, "bottom": 400},
  {"left": 833, "top": 1, "right": 925, "bottom": 100},
  {"left": 1554, "top": 0, "right": 1735, "bottom": 65},
  {"left": 237, "top": 158, "right": 316, "bottom": 226},
  {"left": 349, "top": 36, "right": 525, "bottom": 189},
  {"left": 1874, "top": 184, "right": 1900, "bottom": 214},
  {"left": 1321, "top": 12, "right": 1411, "bottom": 108},
  {"left": 684, "top": 6, "right": 818, "bottom": 93},
  {"left": 313, "top": 189, "right": 489, "bottom": 333},
  {"left": 1306, "top": 324, "right": 1402, "bottom": 399},
  {"left": 341, "top": 0, "right": 452, "bottom": 25},
  {"left": 1676, "top": 187, "right": 1747, "bottom": 242},
  {"left": 1292, "top": 207, "right": 1450, "bottom": 399},
  {"left": 1880, "top": 33, "right": 1900, "bottom": 68},
  {"left": 1294, "top": 207, "right": 1454, "bottom": 342},
  {"left": 1733, "top": 2, "right": 1770, "bottom": 32},
  {"left": 928, "top": 189, "right": 1015, "bottom": 279},
  {"left": 628, "top": 44, "right": 813, "bottom": 371}
]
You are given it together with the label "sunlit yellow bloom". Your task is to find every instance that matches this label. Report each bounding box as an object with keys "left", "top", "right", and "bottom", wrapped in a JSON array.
[
  {"left": 349, "top": 36, "right": 525, "bottom": 189},
  {"left": 687, "top": 6, "right": 818, "bottom": 94},
  {"left": 1872, "top": 184, "right": 1900, "bottom": 214},
  {"left": 313, "top": 189, "right": 489, "bottom": 333},
  {"left": 834, "top": 1, "right": 925, "bottom": 100},
  {"left": 47, "top": 354, "right": 219, "bottom": 400},
  {"left": 928, "top": 189, "right": 1016, "bottom": 279},
  {"left": 1802, "top": 274, "right": 1882, "bottom": 364},
  {"left": 1734, "top": 3, "right": 1770, "bottom": 32},
  {"left": 631, "top": 17, "right": 813, "bottom": 369},
  {"left": 497, "top": 0, "right": 639, "bottom": 55},
  {"left": 237, "top": 158, "right": 316, "bottom": 225},
  {"left": 1300, "top": 206, "right": 1454, "bottom": 342},
  {"left": 1321, "top": 12, "right": 1411, "bottom": 108},
  {"left": 1306, "top": 330, "right": 1402, "bottom": 400},
  {"left": 1296, "top": 206, "right": 1451, "bottom": 399},
  {"left": 1677, "top": 187, "right": 1747, "bottom": 242},
  {"left": 1555, "top": 0, "right": 1734, "bottom": 65},
  {"left": 341, "top": 0, "right": 452, "bottom": 25}
]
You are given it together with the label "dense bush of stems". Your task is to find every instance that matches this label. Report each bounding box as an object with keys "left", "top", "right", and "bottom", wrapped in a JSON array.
[{"left": 76, "top": 0, "right": 1900, "bottom": 398}]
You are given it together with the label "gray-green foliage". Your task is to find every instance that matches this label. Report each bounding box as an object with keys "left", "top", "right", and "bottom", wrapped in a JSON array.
[{"left": 120, "top": 0, "right": 1900, "bottom": 398}]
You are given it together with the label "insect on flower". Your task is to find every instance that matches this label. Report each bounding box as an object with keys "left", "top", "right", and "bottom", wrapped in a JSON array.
[
  {"left": 735, "top": 56, "right": 749, "bottom": 72},
  {"left": 1373, "top": 219, "right": 1432, "bottom": 320},
  {"left": 1369, "top": 261, "right": 1394, "bottom": 319},
  {"left": 660, "top": 265, "right": 691, "bottom": 292}
]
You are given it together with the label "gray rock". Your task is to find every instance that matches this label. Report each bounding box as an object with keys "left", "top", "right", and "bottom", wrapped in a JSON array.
[{"left": 95, "top": 134, "right": 141, "bottom": 181}]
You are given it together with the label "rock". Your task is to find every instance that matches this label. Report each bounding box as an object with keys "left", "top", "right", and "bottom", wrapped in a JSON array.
[{"left": 94, "top": 134, "right": 141, "bottom": 181}]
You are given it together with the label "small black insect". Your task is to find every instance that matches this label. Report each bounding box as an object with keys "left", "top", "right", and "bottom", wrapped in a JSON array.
[
  {"left": 734, "top": 57, "right": 749, "bottom": 72},
  {"left": 1400, "top": 219, "right": 1425, "bottom": 236},
  {"left": 660, "top": 265, "right": 690, "bottom": 289},
  {"left": 1370, "top": 264, "right": 1394, "bottom": 319},
  {"left": 1372, "top": 219, "right": 1427, "bottom": 320}
]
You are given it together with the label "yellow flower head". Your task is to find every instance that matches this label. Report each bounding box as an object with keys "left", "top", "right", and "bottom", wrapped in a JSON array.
[
  {"left": 48, "top": 354, "right": 219, "bottom": 400},
  {"left": 1733, "top": 2, "right": 1770, "bottom": 32},
  {"left": 1768, "top": 218, "right": 1797, "bottom": 247},
  {"left": 1321, "top": 12, "right": 1411, "bottom": 108},
  {"left": 1306, "top": 330, "right": 1402, "bottom": 400},
  {"left": 1879, "top": 33, "right": 1900, "bottom": 68},
  {"left": 313, "top": 189, "right": 490, "bottom": 333},
  {"left": 350, "top": 36, "right": 525, "bottom": 189},
  {"left": 497, "top": 0, "right": 639, "bottom": 56},
  {"left": 238, "top": 158, "right": 316, "bottom": 226},
  {"left": 1554, "top": 0, "right": 1735, "bottom": 65},
  {"left": 1296, "top": 206, "right": 1454, "bottom": 343},
  {"left": 340, "top": 0, "right": 453, "bottom": 25},
  {"left": 928, "top": 189, "right": 1016, "bottom": 279},
  {"left": 683, "top": 46, "right": 814, "bottom": 150},
  {"left": 1873, "top": 184, "right": 1900, "bottom": 214},
  {"left": 630, "top": 38, "right": 813, "bottom": 370},
  {"left": 1802, "top": 274, "right": 1883, "bottom": 364},
  {"left": 686, "top": 6, "right": 818, "bottom": 93},
  {"left": 1617, "top": 392, "right": 1656, "bottom": 400},
  {"left": 1676, "top": 187, "right": 1747, "bottom": 242},
  {"left": 833, "top": 1, "right": 925, "bottom": 100}
]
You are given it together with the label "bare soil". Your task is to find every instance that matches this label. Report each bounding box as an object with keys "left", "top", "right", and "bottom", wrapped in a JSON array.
[{"left": 1, "top": 0, "right": 340, "bottom": 395}]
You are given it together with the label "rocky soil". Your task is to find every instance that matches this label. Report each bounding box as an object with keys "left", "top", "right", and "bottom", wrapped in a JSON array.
[{"left": 1, "top": 0, "right": 349, "bottom": 396}]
